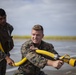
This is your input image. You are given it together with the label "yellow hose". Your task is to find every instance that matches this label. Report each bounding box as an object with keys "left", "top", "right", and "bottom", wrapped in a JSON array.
[
  {"left": 0, "top": 43, "right": 76, "bottom": 67},
  {"left": 0, "top": 43, "right": 26, "bottom": 66},
  {"left": 0, "top": 43, "right": 56, "bottom": 66},
  {"left": 0, "top": 43, "right": 4, "bottom": 52},
  {"left": 13, "top": 50, "right": 56, "bottom": 66},
  {"left": 36, "top": 49, "right": 55, "bottom": 58},
  {"left": 12, "top": 58, "right": 27, "bottom": 66},
  {"left": 11, "top": 50, "right": 76, "bottom": 67}
]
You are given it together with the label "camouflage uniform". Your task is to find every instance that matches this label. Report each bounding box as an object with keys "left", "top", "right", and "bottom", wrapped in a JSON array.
[
  {"left": 0, "top": 23, "right": 14, "bottom": 75},
  {"left": 14, "top": 39, "right": 58, "bottom": 75}
]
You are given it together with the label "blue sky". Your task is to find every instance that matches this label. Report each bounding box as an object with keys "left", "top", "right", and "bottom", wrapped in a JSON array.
[{"left": 0, "top": 0, "right": 76, "bottom": 36}]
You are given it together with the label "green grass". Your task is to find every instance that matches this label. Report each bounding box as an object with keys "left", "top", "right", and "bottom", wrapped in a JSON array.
[{"left": 13, "top": 35, "right": 76, "bottom": 40}]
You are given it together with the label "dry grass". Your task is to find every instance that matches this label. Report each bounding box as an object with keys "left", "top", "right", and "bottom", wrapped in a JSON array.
[{"left": 13, "top": 35, "right": 76, "bottom": 40}]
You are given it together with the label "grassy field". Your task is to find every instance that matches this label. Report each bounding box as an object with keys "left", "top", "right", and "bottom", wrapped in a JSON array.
[{"left": 13, "top": 35, "right": 76, "bottom": 40}]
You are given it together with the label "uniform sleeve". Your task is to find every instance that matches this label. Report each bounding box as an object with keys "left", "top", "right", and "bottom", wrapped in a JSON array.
[
  {"left": 48, "top": 43, "right": 58, "bottom": 54},
  {"left": 21, "top": 43, "right": 48, "bottom": 68},
  {"left": 47, "top": 43, "right": 60, "bottom": 60},
  {"left": 0, "top": 50, "right": 6, "bottom": 60},
  {"left": 7, "top": 23, "right": 14, "bottom": 34},
  {"left": 9, "top": 25, "right": 14, "bottom": 34}
]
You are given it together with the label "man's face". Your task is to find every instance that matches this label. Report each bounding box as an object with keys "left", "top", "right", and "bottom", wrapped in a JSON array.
[
  {"left": 0, "top": 15, "right": 6, "bottom": 25},
  {"left": 31, "top": 29, "right": 44, "bottom": 44}
]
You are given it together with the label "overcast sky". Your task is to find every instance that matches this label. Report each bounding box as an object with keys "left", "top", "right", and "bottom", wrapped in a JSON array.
[{"left": 0, "top": 0, "right": 76, "bottom": 36}]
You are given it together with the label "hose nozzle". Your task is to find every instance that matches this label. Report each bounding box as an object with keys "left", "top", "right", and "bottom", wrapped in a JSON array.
[{"left": 59, "top": 54, "right": 76, "bottom": 67}]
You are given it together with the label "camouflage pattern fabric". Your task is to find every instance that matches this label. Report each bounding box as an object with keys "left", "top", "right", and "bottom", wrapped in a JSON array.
[
  {"left": 0, "top": 23, "right": 14, "bottom": 75},
  {"left": 14, "top": 39, "right": 58, "bottom": 75},
  {"left": 0, "top": 59, "right": 7, "bottom": 75},
  {"left": 14, "top": 70, "right": 47, "bottom": 75}
]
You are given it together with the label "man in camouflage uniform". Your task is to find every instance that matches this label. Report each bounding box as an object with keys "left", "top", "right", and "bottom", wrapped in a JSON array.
[
  {"left": 14, "top": 24, "right": 64, "bottom": 75},
  {"left": 0, "top": 8, "right": 14, "bottom": 75}
]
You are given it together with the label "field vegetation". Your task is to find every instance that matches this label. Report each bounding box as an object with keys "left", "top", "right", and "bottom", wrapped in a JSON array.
[{"left": 13, "top": 35, "right": 76, "bottom": 40}]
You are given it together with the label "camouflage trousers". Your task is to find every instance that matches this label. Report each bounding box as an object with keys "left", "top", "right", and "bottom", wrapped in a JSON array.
[
  {"left": 0, "top": 59, "right": 7, "bottom": 75},
  {"left": 13, "top": 70, "right": 47, "bottom": 75}
]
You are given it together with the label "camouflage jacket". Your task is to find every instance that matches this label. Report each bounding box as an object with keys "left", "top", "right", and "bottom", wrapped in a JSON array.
[
  {"left": 0, "top": 22, "right": 14, "bottom": 61},
  {"left": 18, "top": 39, "right": 58, "bottom": 75}
]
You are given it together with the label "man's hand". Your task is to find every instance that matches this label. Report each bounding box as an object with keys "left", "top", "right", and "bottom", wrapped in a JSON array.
[
  {"left": 52, "top": 60, "right": 64, "bottom": 69},
  {"left": 47, "top": 60, "right": 64, "bottom": 69},
  {"left": 5, "top": 56, "right": 14, "bottom": 66},
  {"left": 30, "top": 45, "right": 38, "bottom": 50}
]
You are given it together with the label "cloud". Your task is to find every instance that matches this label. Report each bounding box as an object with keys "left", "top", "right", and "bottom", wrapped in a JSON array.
[{"left": 0, "top": 0, "right": 76, "bottom": 36}]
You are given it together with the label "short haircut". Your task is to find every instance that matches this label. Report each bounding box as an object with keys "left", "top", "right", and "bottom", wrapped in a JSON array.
[
  {"left": 0, "top": 8, "right": 6, "bottom": 16},
  {"left": 32, "top": 24, "right": 44, "bottom": 32}
]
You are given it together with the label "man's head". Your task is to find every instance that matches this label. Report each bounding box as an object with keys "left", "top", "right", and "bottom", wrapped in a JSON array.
[
  {"left": 31, "top": 24, "right": 44, "bottom": 45},
  {"left": 32, "top": 24, "right": 44, "bottom": 33},
  {"left": 0, "top": 8, "right": 6, "bottom": 25}
]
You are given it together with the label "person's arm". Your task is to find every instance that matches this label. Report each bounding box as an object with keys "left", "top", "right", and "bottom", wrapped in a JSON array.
[
  {"left": 5, "top": 55, "right": 14, "bottom": 66},
  {"left": 46, "top": 44, "right": 64, "bottom": 69},
  {"left": 48, "top": 43, "right": 58, "bottom": 54},
  {"left": 0, "top": 50, "right": 6, "bottom": 60},
  {"left": 21, "top": 43, "right": 64, "bottom": 69},
  {"left": 21, "top": 44, "right": 47, "bottom": 68},
  {"left": 22, "top": 48, "right": 64, "bottom": 69},
  {"left": 7, "top": 23, "right": 14, "bottom": 34},
  {"left": 0, "top": 50, "right": 14, "bottom": 66}
]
